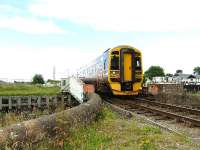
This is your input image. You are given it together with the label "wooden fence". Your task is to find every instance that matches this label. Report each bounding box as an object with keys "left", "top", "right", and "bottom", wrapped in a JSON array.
[
  {"left": 184, "top": 84, "right": 200, "bottom": 93},
  {"left": 0, "top": 95, "right": 70, "bottom": 110}
]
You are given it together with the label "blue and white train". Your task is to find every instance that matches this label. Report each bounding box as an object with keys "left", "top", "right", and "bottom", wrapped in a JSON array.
[{"left": 77, "top": 45, "right": 143, "bottom": 95}]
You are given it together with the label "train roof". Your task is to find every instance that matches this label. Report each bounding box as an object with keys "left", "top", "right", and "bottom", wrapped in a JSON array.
[
  {"left": 111, "top": 45, "right": 141, "bottom": 53},
  {"left": 78, "top": 45, "right": 141, "bottom": 72}
]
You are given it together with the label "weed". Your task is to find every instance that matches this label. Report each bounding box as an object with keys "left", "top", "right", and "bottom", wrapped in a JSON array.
[
  {"left": 66, "top": 126, "right": 112, "bottom": 150},
  {"left": 140, "top": 126, "right": 161, "bottom": 135},
  {"left": 95, "top": 107, "right": 117, "bottom": 121},
  {"left": 139, "top": 138, "right": 157, "bottom": 150}
]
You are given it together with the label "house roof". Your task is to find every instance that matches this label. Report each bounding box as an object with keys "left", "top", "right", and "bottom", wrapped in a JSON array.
[
  {"left": 196, "top": 75, "right": 200, "bottom": 78},
  {"left": 174, "top": 74, "right": 191, "bottom": 79},
  {"left": 174, "top": 74, "right": 199, "bottom": 79},
  {"left": 188, "top": 74, "right": 196, "bottom": 78}
]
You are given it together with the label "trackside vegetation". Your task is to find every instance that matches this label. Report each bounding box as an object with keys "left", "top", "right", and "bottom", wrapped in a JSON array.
[
  {"left": 34, "top": 107, "right": 197, "bottom": 150},
  {"left": 193, "top": 92, "right": 200, "bottom": 97},
  {"left": 0, "top": 84, "right": 60, "bottom": 96}
]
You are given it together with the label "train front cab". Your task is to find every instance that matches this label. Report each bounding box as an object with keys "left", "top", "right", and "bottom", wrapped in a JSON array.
[{"left": 108, "top": 46, "right": 143, "bottom": 95}]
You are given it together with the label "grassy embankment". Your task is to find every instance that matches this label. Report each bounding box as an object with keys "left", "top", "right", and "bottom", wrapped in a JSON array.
[
  {"left": 35, "top": 107, "right": 197, "bottom": 150},
  {"left": 0, "top": 84, "right": 62, "bottom": 128},
  {"left": 0, "top": 84, "right": 60, "bottom": 96}
]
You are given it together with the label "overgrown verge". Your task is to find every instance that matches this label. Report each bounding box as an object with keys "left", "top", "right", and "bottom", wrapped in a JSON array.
[
  {"left": 0, "top": 84, "right": 60, "bottom": 96},
  {"left": 0, "top": 93, "right": 102, "bottom": 149},
  {"left": 0, "top": 103, "right": 66, "bottom": 128},
  {"left": 192, "top": 91, "right": 200, "bottom": 97},
  {"left": 35, "top": 106, "right": 197, "bottom": 150}
]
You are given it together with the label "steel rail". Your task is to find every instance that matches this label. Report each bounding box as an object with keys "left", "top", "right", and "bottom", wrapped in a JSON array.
[
  {"left": 104, "top": 97, "right": 200, "bottom": 126},
  {"left": 130, "top": 102, "right": 200, "bottom": 127},
  {"left": 136, "top": 98, "right": 200, "bottom": 115},
  {"left": 104, "top": 100, "right": 183, "bottom": 135}
]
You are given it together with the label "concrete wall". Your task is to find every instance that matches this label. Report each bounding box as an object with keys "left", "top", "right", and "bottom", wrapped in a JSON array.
[{"left": 0, "top": 96, "right": 61, "bottom": 110}]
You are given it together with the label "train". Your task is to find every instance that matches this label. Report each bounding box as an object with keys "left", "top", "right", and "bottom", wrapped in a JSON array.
[{"left": 77, "top": 45, "right": 143, "bottom": 95}]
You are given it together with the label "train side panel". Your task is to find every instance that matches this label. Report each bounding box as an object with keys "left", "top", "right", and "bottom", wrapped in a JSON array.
[{"left": 77, "top": 49, "right": 109, "bottom": 85}]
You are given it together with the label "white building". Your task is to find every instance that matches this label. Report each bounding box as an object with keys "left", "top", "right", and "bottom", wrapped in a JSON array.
[{"left": 152, "top": 73, "right": 200, "bottom": 84}]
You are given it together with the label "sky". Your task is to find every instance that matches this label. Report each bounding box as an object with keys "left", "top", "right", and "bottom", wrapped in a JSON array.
[{"left": 0, "top": 0, "right": 200, "bottom": 81}]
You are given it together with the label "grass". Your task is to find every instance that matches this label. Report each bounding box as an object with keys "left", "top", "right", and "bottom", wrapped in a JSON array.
[
  {"left": 0, "top": 106, "right": 197, "bottom": 149},
  {"left": 0, "top": 103, "right": 66, "bottom": 128},
  {"left": 34, "top": 107, "right": 197, "bottom": 150},
  {"left": 0, "top": 84, "right": 60, "bottom": 96},
  {"left": 192, "top": 91, "right": 200, "bottom": 96}
]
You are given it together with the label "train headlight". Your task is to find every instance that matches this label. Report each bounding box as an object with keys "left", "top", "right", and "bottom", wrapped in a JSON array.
[{"left": 110, "top": 71, "right": 119, "bottom": 78}]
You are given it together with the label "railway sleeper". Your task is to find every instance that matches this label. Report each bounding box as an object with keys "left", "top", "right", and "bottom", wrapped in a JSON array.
[
  {"left": 135, "top": 110, "right": 145, "bottom": 114},
  {"left": 183, "top": 121, "right": 194, "bottom": 128},
  {"left": 134, "top": 104, "right": 200, "bottom": 127},
  {"left": 137, "top": 98, "right": 200, "bottom": 116}
]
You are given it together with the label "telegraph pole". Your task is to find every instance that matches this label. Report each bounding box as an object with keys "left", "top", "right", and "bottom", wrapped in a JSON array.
[{"left": 53, "top": 66, "right": 56, "bottom": 80}]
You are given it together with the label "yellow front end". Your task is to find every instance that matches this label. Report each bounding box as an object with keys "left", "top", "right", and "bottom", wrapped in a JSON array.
[
  {"left": 110, "top": 83, "right": 142, "bottom": 95},
  {"left": 108, "top": 45, "right": 143, "bottom": 96}
]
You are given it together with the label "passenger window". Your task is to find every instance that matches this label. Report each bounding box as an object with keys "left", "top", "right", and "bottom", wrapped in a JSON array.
[
  {"left": 135, "top": 57, "right": 141, "bottom": 70},
  {"left": 111, "top": 55, "right": 119, "bottom": 70},
  {"left": 112, "top": 51, "right": 119, "bottom": 55}
]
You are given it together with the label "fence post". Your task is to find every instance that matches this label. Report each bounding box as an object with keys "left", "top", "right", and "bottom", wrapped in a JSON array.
[
  {"left": 68, "top": 94, "right": 72, "bottom": 106},
  {"left": 61, "top": 95, "right": 65, "bottom": 109},
  {"left": 46, "top": 96, "right": 49, "bottom": 108},
  {"left": 53, "top": 96, "right": 57, "bottom": 106},
  {"left": 37, "top": 96, "right": 41, "bottom": 108},
  {"left": 28, "top": 97, "right": 31, "bottom": 109},
  {"left": 0, "top": 97, "right": 2, "bottom": 110},
  {"left": 17, "top": 97, "right": 21, "bottom": 109},
  {"left": 9, "top": 97, "right": 12, "bottom": 110}
]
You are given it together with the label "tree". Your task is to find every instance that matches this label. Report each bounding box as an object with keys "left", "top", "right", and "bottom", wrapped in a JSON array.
[
  {"left": 32, "top": 74, "right": 45, "bottom": 84},
  {"left": 193, "top": 66, "right": 200, "bottom": 75},
  {"left": 144, "top": 66, "right": 165, "bottom": 80}
]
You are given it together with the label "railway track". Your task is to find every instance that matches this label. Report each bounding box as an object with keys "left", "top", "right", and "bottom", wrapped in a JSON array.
[
  {"left": 136, "top": 98, "right": 200, "bottom": 115},
  {"left": 106, "top": 97, "right": 200, "bottom": 127}
]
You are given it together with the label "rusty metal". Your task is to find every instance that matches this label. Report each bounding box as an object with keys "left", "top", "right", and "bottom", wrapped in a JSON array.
[
  {"left": 131, "top": 103, "right": 200, "bottom": 127},
  {"left": 136, "top": 98, "right": 200, "bottom": 115}
]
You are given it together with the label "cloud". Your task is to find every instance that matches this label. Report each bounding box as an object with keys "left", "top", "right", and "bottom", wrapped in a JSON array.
[
  {"left": 0, "top": 16, "right": 66, "bottom": 34},
  {"left": 0, "top": 4, "right": 20, "bottom": 13},
  {"left": 29, "top": 0, "right": 200, "bottom": 32},
  {"left": 0, "top": 46, "right": 100, "bottom": 80},
  {"left": 142, "top": 35, "right": 200, "bottom": 74}
]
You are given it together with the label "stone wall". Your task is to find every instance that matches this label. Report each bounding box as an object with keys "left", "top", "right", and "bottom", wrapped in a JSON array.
[
  {"left": 148, "top": 84, "right": 184, "bottom": 95},
  {"left": 0, "top": 93, "right": 102, "bottom": 147},
  {"left": 155, "top": 93, "right": 200, "bottom": 106}
]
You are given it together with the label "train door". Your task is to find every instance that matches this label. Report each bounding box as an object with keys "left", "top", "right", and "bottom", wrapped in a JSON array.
[
  {"left": 123, "top": 53, "right": 132, "bottom": 81},
  {"left": 120, "top": 48, "right": 135, "bottom": 91}
]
